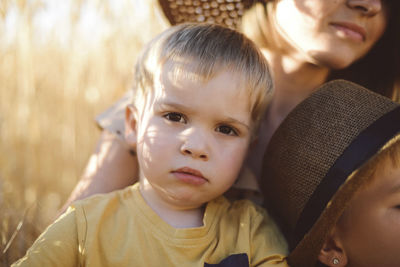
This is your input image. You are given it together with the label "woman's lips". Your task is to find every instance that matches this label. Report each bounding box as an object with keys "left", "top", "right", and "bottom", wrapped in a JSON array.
[
  {"left": 172, "top": 167, "right": 208, "bottom": 185},
  {"left": 330, "top": 22, "right": 366, "bottom": 42}
]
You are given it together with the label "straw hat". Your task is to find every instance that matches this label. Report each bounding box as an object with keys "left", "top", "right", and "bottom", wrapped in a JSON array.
[
  {"left": 261, "top": 80, "right": 400, "bottom": 267},
  {"left": 158, "top": 0, "right": 259, "bottom": 29}
]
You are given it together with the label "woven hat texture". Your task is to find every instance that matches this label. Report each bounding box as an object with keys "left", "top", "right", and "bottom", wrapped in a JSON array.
[
  {"left": 158, "top": 0, "right": 256, "bottom": 29},
  {"left": 261, "top": 79, "right": 400, "bottom": 267}
]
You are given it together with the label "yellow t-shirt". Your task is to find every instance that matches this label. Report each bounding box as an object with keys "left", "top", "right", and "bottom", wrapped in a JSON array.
[{"left": 13, "top": 183, "right": 288, "bottom": 267}]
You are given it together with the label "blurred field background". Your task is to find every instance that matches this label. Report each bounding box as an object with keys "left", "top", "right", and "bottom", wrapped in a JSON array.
[{"left": 0, "top": 0, "right": 168, "bottom": 264}]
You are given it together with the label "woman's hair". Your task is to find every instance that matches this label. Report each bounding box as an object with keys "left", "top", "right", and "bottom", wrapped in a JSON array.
[
  {"left": 241, "top": 1, "right": 400, "bottom": 101},
  {"left": 240, "top": 2, "right": 283, "bottom": 54}
]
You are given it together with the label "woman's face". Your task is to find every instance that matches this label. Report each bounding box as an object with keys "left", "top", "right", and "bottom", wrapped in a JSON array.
[{"left": 273, "top": 0, "right": 389, "bottom": 69}]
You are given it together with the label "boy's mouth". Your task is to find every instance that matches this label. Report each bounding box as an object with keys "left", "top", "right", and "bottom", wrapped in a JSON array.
[{"left": 172, "top": 167, "right": 208, "bottom": 185}]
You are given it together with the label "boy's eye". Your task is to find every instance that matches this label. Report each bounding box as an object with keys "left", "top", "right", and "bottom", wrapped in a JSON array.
[
  {"left": 216, "top": 125, "right": 238, "bottom": 136},
  {"left": 163, "top": 112, "right": 186, "bottom": 123}
]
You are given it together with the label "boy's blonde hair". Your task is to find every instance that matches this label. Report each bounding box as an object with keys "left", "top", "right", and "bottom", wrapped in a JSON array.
[
  {"left": 132, "top": 23, "right": 273, "bottom": 132},
  {"left": 351, "top": 135, "right": 400, "bottom": 192}
]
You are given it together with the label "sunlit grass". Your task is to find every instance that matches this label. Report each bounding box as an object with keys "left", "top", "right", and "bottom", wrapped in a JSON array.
[{"left": 0, "top": 0, "right": 168, "bottom": 263}]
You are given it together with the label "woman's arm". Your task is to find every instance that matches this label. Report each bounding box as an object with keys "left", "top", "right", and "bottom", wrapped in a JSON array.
[{"left": 60, "top": 130, "right": 138, "bottom": 213}]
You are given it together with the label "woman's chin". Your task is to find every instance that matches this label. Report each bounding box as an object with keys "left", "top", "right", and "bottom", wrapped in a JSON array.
[{"left": 309, "top": 51, "right": 357, "bottom": 70}]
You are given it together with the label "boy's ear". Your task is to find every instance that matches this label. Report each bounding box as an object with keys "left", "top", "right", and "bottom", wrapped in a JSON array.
[
  {"left": 317, "top": 228, "right": 348, "bottom": 267},
  {"left": 125, "top": 104, "right": 138, "bottom": 148}
]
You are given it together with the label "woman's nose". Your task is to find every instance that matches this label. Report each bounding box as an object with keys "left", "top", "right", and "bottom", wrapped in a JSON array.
[{"left": 347, "top": 0, "right": 383, "bottom": 16}]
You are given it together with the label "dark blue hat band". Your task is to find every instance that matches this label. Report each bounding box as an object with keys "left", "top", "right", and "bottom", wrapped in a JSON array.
[{"left": 293, "top": 106, "right": 400, "bottom": 249}]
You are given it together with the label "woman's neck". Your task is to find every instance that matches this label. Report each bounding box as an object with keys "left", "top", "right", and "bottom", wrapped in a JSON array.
[
  {"left": 262, "top": 48, "right": 330, "bottom": 134},
  {"left": 242, "top": 49, "right": 331, "bottom": 182}
]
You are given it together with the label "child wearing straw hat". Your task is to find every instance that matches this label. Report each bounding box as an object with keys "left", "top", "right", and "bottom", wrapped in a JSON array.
[
  {"left": 261, "top": 79, "right": 400, "bottom": 267},
  {"left": 13, "top": 23, "right": 289, "bottom": 267}
]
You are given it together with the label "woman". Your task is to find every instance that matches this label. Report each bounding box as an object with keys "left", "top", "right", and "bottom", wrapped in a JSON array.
[{"left": 63, "top": 0, "right": 400, "bottom": 208}]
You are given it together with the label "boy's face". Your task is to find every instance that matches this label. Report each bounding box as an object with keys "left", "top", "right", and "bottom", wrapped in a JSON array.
[
  {"left": 335, "top": 161, "right": 400, "bottom": 267},
  {"left": 130, "top": 60, "right": 253, "bottom": 210}
]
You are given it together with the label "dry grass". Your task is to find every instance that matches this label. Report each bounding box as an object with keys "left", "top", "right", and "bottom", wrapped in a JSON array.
[{"left": 0, "top": 0, "right": 168, "bottom": 264}]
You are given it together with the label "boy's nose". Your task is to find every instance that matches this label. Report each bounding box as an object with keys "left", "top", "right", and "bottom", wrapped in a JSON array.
[
  {"left": 180, "top": 128, "right": 210, "bottom": 161},
  {"left": 181, "top": 146, "right": 209, "bottom": 160}
]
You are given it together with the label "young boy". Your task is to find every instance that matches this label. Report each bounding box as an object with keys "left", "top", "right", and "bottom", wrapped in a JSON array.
[
  {"left": 13, "top": 24, "right": 288, "bottom": 266},
  {"left": 261, "top": 80, "right": 400, "bottom": 267}
]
